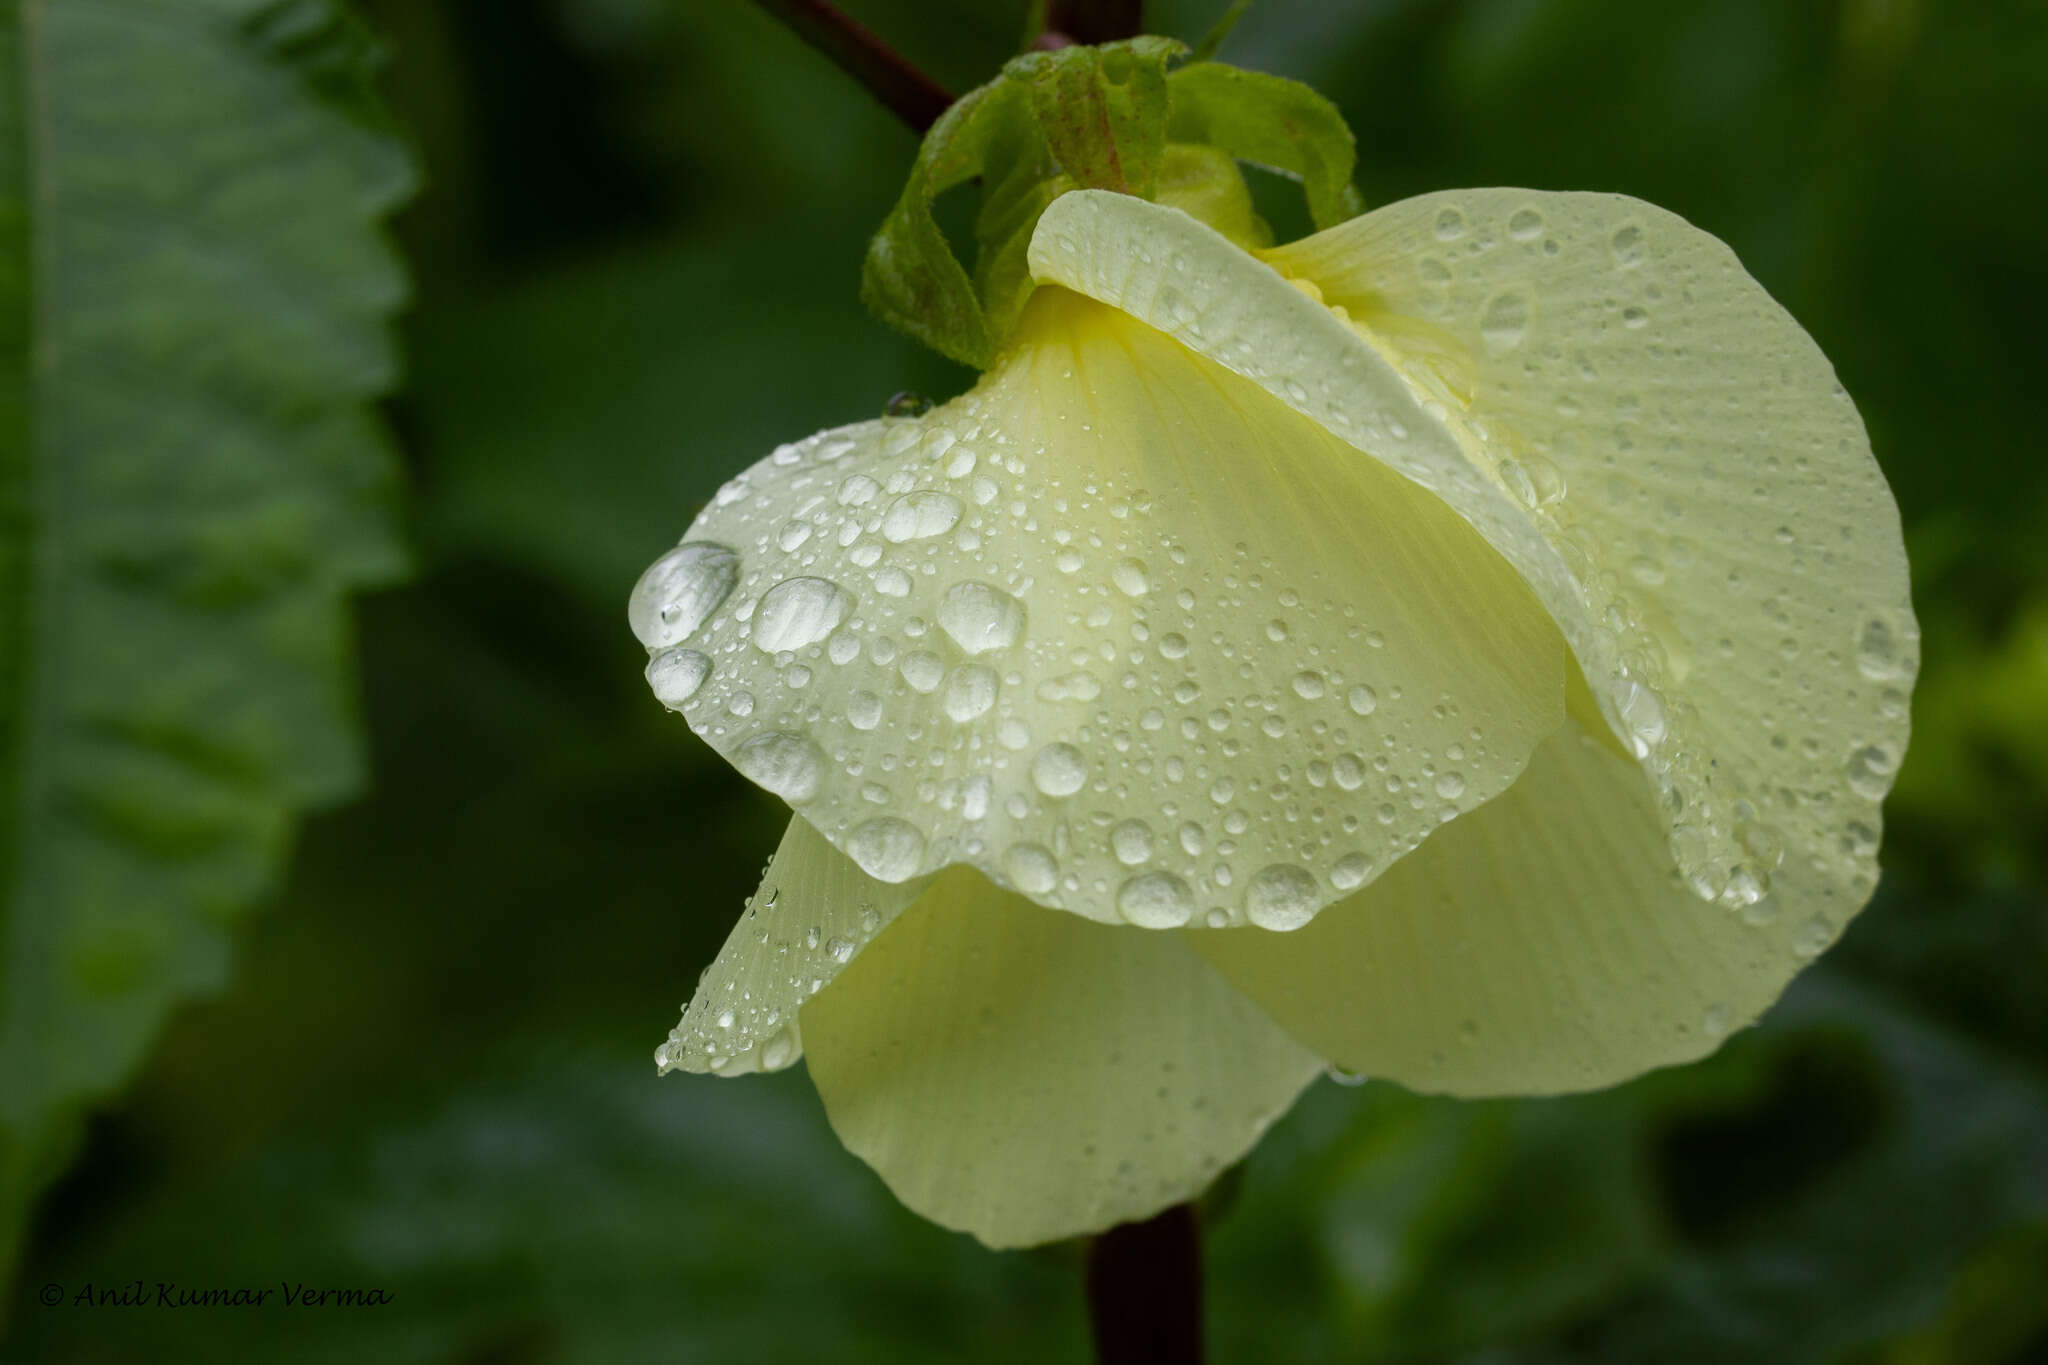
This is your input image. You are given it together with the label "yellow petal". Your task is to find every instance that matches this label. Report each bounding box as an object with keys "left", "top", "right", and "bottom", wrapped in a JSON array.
[
  {"left": 656, "top": 818, "right": 932, "bottom": 1077},
  {"left": 1036, "top": 187, "right": 1914, "bottom": 925},
  {"left": 1193, "top": 664, "right": 1864, "bottom": 1096},
  {"left": 801, "top": 866, "right": 1324, "bottom": 1247},
  {"left": 638, "top": 283, "right": 1564, "bottom": 929}
]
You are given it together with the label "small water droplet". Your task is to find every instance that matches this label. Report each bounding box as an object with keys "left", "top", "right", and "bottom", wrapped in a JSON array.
[
  {"left": 899, "top": 650, "right": 945, "bottom": 693},
  {"left": 1481, "top": 293, "right": 1528, "bottom": 351},
  {"left": 1845, "top": 743, "right": 1897, "bottom": 800},
  {"left": 884, "top": 390, "right": 932, "bottom": 418},
  {"left": 1348, "top": 685, "right": 1378, "bottom": 716},
  {"left": 760, "top": 1028, "right": 797, "bottom": 1070},
  {"left": 1612, "top": 680, "right": 1667, "bottom": 758},
  {"left": 1508, "top": 207, "right": 1544, "bottom": 240},
  {"left": 1610, "top": 225, "right": 1645, "bottom": 268},
  {"left": 1111, "top": 819, "right": 1154, "bottom": 866},
  {"left": 943, "top": 664, "right": 999, "bottom": 720},
  {"left": 645, "top": 647, "right": 710, "bottom": 709},
  {"left": 1112, "top": 558, "right": 1150, "bottom": 597},
  {"left": 1434, "top": 207, "right": 1466, "bottom": 241},
  {"left": 1292, "top": 671, "right": 1326, "bottom": 700},
  {"left": 847, "top": 690, "right": 883, "bottom": 730}
]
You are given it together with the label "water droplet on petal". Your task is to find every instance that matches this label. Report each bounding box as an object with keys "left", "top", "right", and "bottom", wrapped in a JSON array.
[
  {"left": 1245, "top": 864, "right": 1319, "bottom": 931},
  {"left": 881, "top": 491, "right": 964, "bottom": 543},
  {"left": 1611, "top": 225, "right": 1645, "bottom": 268},
  {"left": 1612, "top": 680, "right": 1667, "bottom": 758},
  {"left": 845, "top": 817, "right": 926, "bottom": 881},
  {"left": 1507, "top": 207, "right": 1544, "bottom": 240},
  {"left": 1111, "top": 819, "right": 1154, "bottom": 866},
  {"left": 1003, "top": 842, "right": 1059, "bottom": 895},
  {"left": 1031, "top": 743, "right": 1087, "bottom": 798},
  {"left": 884, "top": 390, "right": 933, "bottom": 418},
  {"left": 938, "top": 581, "right": 1025, "bottom": 654},
  {"left": 629, "top": 541, "right": 738, "bottom": 648},
  {"left": 943, "top": 664, "right": 999, "bottom": 720},
  {"left": 1845, "top": 743, "right": 1897, "bottom": 800},
  {"left": 645, "top": 647, "right": 710, "bottom": 709},
  {"left": 733, "top": 731, "right": 824, "bottom": 802},
  {"left": 1481, "top": 292, "right": 1527, "bottom": 352},
  {"left": 1112, "top": 558, "right": 1149, "bottom": 597},
  {"left": 753, "top": 577, "right": 852, "bottom": 653},
  {"left": 1117, "top": 871, "right": 1194, "bottom": 928},
  {"left": 1347, "top": 685, "right": 1378, "bottom": 716}
]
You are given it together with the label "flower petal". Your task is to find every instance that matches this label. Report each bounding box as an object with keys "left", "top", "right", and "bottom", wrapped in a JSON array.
[
  {"left": 656, "top": 818, "right": 932, "bottom": 1077},
  {"left": 800, "top": 865, "right": 1324, "bottom": 1247},
  {"left": 1192, "top": 669, "right": 1866, "bottom": 1096},
  {"left": 642, "top": 285, "right": 1564, "bottom": 928},
  {"left": 1033, "top": 187, "right": 1914, "bottom": 917}
]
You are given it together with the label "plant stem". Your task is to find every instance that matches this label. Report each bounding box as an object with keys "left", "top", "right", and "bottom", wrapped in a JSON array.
[
  {"left": 750, "top": 0, "right": 954, "bottom": 133},
  {"left": 1084, "top": 1202, "right": 1205, "bottom": 1365},
  {"left": 1034, "top": 0, "right": 1146, "bottom": 46}
]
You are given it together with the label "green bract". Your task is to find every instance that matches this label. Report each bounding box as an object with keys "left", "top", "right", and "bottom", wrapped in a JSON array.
[
  {"left": 860, "top": 39, "right": 1357, "bottom": 367},
  {"left": 634, "top": 56, "right": 1915, "bottom": 1248}
]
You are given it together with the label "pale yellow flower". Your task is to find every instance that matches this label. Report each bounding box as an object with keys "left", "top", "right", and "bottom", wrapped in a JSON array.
[{"left": 632, "top": 187, "right": 1914, "bottom": 1247}]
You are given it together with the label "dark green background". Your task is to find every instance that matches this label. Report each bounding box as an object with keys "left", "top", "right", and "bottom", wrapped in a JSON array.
[{"left": 12, "top": 1, "right": 2048, "bottom": 1360}]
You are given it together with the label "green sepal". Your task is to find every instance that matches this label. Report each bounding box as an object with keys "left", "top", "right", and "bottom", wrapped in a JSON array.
[
  {"left": 859, "top": 81, "right": 1027, "bottom": 369},
  {"left": 1166, "top": 62, "right": 1364, "bottom": 230},
  {"left": 1003, "top": 36, "right": 1182, "bottom": 197},
  {"left": 860, "top": 37, "right": 1361, "bottom": 367}
]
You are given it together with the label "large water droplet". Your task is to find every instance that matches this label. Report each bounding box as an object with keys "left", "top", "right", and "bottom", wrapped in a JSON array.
[
  {"left": 733, "top": 731, "right": 824, "bottom": 802},
  {"left": 1117, "top": 871, "right": 1194, "bottom": 928},
  {"left": 1031, "top": 743, "right": 1087, "bottom": 798},
  {"left": 753, "top": 577, "right": 852, "bottom": 653},
  {"left": 845, "top": 817, "right": 926, "bottom": 881},
  {"left": 645, "top": 647, "right": 709, "bottom": 709},
  {"left": 938, "top": 581, "right": 1025, "bottom": 654},
  {"left": 1245, "top": 864, "right": 1320, "bottom": 931},
  {"left": 629, "top": 541, "right": 738, "bottom": 648},
  {"left": 880, "top": 491, "right": 964, "bottom": 543}
]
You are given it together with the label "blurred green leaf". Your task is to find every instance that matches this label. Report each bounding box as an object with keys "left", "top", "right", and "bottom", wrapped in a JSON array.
[
  {"left": 9, "top": 1045, "right": 1084, "bottom": 1364},
  {"left": 0, "top": 0, "right": 410, "bottom": 1285}
]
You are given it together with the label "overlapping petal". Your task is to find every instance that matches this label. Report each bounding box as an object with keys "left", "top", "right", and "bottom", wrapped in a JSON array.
[
  {"left": 1033, "top": 187, "right": 1914, "bottom": 929},
  {"left": 637, "top": 281, "right": 1564, "bottom": 930},
  {"left": 1193, "top": 669, "right": 1858, "bottom": 1096},
  {"left": 656, "top": 817, "right": 933, "bottom": 1076},
  {"left": 801, "top": 863, "right": 1324, "bottom": 1248}
]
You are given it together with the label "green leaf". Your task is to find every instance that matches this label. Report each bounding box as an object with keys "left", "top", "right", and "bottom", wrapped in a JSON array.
[
  {"left": 1165, "top": 62, "right": 1363, "bottom": 229},
  {"left": 0, "top": 0, "right": 410, "bottom": 1285},
  {"left": 8, "top": 1046, "right": 1088, "bottom": 1364}
]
